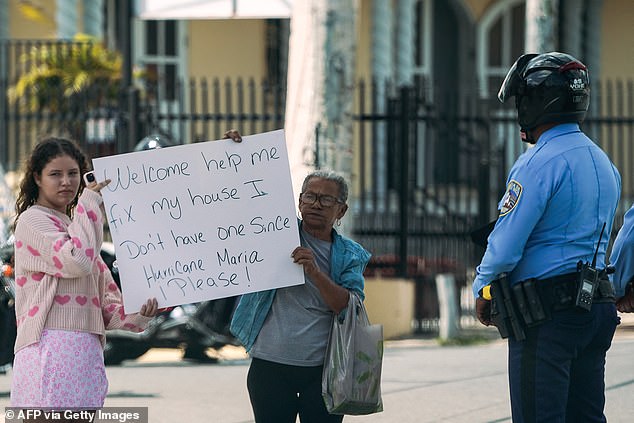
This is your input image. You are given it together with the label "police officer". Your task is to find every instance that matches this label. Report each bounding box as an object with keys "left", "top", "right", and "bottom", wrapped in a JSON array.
[
  {"left": 473, "top": 52, "right": 621, "bottom": 423},
  {"left": 608, "top": 205, "right": 634, "bottom": 312}
]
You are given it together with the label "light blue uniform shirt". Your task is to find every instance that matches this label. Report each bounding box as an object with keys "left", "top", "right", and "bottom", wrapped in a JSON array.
[
  {"left": 609, "top": 204, "right": 634, "bottom": 297},
  {"left": 473, "top": 123, "right": 621, "bottom": 298}
]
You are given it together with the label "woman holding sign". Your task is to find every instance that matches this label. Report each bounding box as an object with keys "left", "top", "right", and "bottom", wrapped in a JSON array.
[
  {"left": 9, "top": 137, "right": 158, "bottom": 417},
  {"left": 231, "top": 169, "right": 371, "bottom": 423}
]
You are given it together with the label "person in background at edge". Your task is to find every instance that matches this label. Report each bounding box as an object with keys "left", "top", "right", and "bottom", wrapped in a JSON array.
[
  {"left": 10, "top": 137, "right": 159, "bottom": 422},
  {"left": 230, "top": 169, "right": 371, "bottom": 423},
  {"left": 472, "top": 52, "right": 621, "bottom": 423},
  {"left": 607, "top": 205, "right": 634, "bottom": 313}
]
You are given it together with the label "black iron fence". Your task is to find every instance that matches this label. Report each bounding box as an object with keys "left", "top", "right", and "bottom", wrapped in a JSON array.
[
  {"left": 2, "top": 39, "right": 633, "bottom": 329},
  {"left": 0, "top": 40, "right": 286, "bottom": 172},
  {"left": 352, "top": 79, "right": 634, "bottom": 273},
  {"left": 351, "top": 78, "right": 634, "bottom": 329},
  {"left": 353, "top": 78, "right": 634, "bottom": 276}
]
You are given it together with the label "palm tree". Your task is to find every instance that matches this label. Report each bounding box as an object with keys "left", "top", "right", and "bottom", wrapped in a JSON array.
[{"left": 7, "top": 33, "right": 123, "bottom": 113}]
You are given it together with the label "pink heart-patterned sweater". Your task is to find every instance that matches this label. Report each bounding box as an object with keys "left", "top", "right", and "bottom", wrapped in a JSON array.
[{"left": 12, "top": 189, "right": 151, "bottom": 353}]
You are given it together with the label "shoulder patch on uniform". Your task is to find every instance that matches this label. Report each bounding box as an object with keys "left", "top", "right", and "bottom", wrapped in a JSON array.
[{"left": 500, "top": 180, "right": 523, "bottom": 216}]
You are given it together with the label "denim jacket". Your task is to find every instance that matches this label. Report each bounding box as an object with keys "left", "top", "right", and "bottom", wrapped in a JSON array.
[{"left": 230, "top": 226, "right": 371, "bottom": 352}]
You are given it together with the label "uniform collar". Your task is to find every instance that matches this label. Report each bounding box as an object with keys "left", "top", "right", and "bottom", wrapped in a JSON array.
[{"left": 536, "top": 123, "right": 581, "bottom": 146}]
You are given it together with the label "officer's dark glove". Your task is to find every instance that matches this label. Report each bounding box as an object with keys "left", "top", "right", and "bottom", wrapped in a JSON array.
[{"left": 476, "top": 297, "right": 493, "bottom": 326}]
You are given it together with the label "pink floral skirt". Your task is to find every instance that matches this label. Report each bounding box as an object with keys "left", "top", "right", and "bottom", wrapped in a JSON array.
[{"left": 10, "top": 329, "right": 108, "bottom": 408}]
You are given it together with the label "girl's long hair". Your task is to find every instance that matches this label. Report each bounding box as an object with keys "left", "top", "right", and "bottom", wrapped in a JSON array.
[{"left": 14, "top": 136, "right": 89, "bottom": 228}]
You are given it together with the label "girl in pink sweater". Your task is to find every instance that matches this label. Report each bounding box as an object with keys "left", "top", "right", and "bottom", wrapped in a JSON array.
[{"left": 10, "top": 137, "right": 158, "bottom": 414}]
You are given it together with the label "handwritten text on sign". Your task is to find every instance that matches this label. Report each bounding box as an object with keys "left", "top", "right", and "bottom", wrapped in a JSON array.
[{"left": 92, "top": 130, "right": 304, "bottom": 313}]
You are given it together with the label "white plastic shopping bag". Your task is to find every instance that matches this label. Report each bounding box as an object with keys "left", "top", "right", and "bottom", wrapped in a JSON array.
[{"left": 322, "top": 292, "right": 384, "bottom": 415}]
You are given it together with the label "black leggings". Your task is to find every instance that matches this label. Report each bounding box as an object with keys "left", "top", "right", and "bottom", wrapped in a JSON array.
[{"left": 247, "top": 358, "right": 344, "bottom": 423}]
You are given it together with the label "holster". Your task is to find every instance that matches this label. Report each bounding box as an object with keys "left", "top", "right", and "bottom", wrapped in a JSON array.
[
  {"left": 512, "top": 278, "right": 550, "bottom": 326},
  {"left": 489, "top": 275, "right": 526, "bottom": 341}
]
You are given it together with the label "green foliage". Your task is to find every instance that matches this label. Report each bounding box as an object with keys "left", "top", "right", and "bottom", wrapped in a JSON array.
[
  {"left": 7, "top": 34, "right": 123, "bottom": 112},
  {"left": 437, "top": 334, "right": 493, "bottom": 346},
  {"left": 356, "top": 371, "right": 371, "bottom": 383},
  {"left": 356, "top": 350, "right": 372, "bottom": 363}
]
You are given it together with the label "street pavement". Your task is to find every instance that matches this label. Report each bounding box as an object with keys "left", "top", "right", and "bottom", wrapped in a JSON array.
[{"left": 1, "top": 318, "right": 634, "bottom": 423}]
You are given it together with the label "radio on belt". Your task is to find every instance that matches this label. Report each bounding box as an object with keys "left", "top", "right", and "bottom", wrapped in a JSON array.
[{"left": 574, "top": 222, "right": 606, "bottom": 311}]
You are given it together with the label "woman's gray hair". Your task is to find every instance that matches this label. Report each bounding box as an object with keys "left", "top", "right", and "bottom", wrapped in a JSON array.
[{"left": 301, "top": 169, "right": 349, "bottom": 203}]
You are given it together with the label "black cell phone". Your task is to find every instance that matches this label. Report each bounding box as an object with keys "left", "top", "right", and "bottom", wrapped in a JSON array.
[{"left": 83, "top": 171, "right": 96, "bottom": 184}]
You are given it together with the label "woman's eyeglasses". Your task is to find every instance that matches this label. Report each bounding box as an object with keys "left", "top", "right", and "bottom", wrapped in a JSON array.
[{"left": 300, "top": 192, "right": 342, "bottom": 207}]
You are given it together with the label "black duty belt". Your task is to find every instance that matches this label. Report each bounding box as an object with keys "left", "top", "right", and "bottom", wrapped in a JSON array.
[
  {"left": 534, "top": 272, "right": 615, "bottom": 311},
  {"left": 489, "top": 271, "right": 616, "bottom": 341}
]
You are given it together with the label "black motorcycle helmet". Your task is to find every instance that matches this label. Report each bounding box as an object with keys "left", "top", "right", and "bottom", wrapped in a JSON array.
[
  {"left": 133, "top": 133, "right": 178, "bottom": 151},
  {"left": 498, "top": 52, "right": 590, "bottom": 141}
]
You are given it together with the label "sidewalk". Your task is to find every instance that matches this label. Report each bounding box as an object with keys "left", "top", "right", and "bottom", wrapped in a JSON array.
[
  {"left": 2, "top": 313, "right": 633, "bottom": 423},
  {"left": 133, "top": 310, "right": 634, "bottom": 366}
]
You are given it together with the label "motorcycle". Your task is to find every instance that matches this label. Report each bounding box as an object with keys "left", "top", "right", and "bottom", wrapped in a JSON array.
[
  {"left": 0, "top": 238, "right": 16, "bottom": 374},
  {"left": 0, "top": 238, "right": 239, "bottom": 368},
  {"left": 100, "top": 242, "right": 240, "bottom": 365},
  {"left": 103, "top": 297, "right": 239, "bottom": 365}
]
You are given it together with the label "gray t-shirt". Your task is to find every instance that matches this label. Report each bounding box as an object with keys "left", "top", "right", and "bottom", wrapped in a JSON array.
[{"left": 249, "top": 227, "right": 333, "bottom": 366}]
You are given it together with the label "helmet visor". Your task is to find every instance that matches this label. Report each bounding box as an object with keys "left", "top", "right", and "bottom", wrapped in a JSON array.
[{"left": 497, "top": 53, "right": 539, "bottom": 103}]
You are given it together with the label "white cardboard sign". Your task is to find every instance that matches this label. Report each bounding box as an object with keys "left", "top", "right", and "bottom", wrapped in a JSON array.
[{"left": 92, "top": 129, "right": 304, "bottom": 312}]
